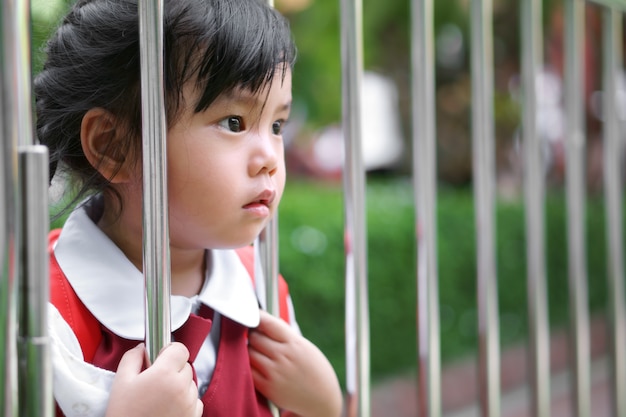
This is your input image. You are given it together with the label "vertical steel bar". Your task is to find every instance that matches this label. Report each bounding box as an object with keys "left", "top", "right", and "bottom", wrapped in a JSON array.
[
  {"left": 601, "top": 7, "right": 626, "bottom": 417},
  {"left": 263, "top": 0, "right": 279, "bottom": 342},
  {"left": 18, "top": 147, "right": 52, "bottom": 417},
  {"left": 340, "top": 0, "right": 369, "bottom": 414},
  {"left": 257, "top": 0, "right": 280, "bottom": 324},
  {"left": 563, "top": 1, "right": 590, "bottom": 416},
  {"left": 7, "top": 0, "right": 54, "bottom": 414},
  {"left": 138, "top": 0, "right": 171, "bottom": 361},
  {"left": 254, "top": 218, "right": 280, "bottom": 417},
  {"left": 520, "top": 1, "right": 551, "bottom": 416},
  {"left": 256, "top": 220, "right": 280, "bottom": 318},
  {"left": 469, "top": 0, "right": 500, "bottom": 416},
  {"left": 0, "top": 0, "right": 18, "bottom": 413},
  {"left": 257, "top": 1, "right": 278, "bottom": 414},
  {"left": 1, "top": 0, "right": 35, "bottom": 413},
  {"left": 411, "top": 0, "right": 440, "bottom": 416},
  {"left": 8, "top": 0, "right": 31, "bottom": 151}
]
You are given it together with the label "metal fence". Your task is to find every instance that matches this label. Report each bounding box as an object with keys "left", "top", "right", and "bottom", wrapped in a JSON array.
[
  {"left": 343, "top": 0, "right": 626, "bottom": 416},
  {"left": 1, "top": 0, "right": 625, "bottom": 417}
]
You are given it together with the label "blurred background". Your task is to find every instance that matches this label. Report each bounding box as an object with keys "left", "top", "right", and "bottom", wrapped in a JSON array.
[{"left": 37, "top": 0, "right": 616, "bottom": 389}]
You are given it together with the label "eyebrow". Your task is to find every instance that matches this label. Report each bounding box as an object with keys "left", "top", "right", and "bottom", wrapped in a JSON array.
[{"left": 277, "top": 101, "right": 292, "bottom": 113}]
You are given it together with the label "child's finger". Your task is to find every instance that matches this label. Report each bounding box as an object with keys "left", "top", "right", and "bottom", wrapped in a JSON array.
[
  {"left": 115, "top": 343, "right": 147, "bottom": 379},
  {"left": 248, "top": 327, "right": 282, "bottom": 358},
  {"left": 248, "top": 346, "right": 273, "bottom": 378},
  {"left": 152, "top": 342, "right": 190, "bottom": 372},
  {"left": 249, "top": 367, "right": 271, "bottom": 396},
  {"left": 254, "top": 309, "right": 291, "bottom": 342}
]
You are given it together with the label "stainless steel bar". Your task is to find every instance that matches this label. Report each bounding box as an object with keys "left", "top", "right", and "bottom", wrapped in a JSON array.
[
  {"left": 1, "top": 0, "right": 35, "bottom": 413},
  {"left": 9, "top": 0, "right": 53, "bottom": 414},
  {"left": 257, "top": 1, "right": 278, "bottom": 414},
  {"left": 520, "top": 1, "right": 550, "bottom": 416},
  {"left": 138, "top": 0, "right": 172, "bottom": 361},
  {"left": 0, "top": 179, "right": 18, "bottom": 417},
  {"left": 9, "top": 0, "right": 31, "bottom": 149},
  {"left": 259, "top": 0, "right": 280, "bottom": 332},
  {"left": 18, "top": 146, "right": 52, "bottom": 417},
  {"left": 601, "top": 7, "right": 626, "bottom": 417},
  {"left": 469, "top": 0, "right": 500, "bottom": 416},
  {"left": 256, "top": 219, "right": 280, "bottom": 317},
  {"left": 410, "top": 0, "right": 440, "bottom": 416},
  {"left": 340, "top": 0, "right": 369, "bottom": 414},
  {"left": 254, "top": 218, "right": 280, "bottom": 417},
  {"left": 563, "top": 1, "right": 590, "bottom": 416},
  {"left": 0, "top": 19, "right": 18, "bottom": 417}
]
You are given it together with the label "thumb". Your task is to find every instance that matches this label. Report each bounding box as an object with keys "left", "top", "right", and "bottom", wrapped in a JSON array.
[{"left": 115, "top": 343, "right": 147, "bottom": 379}]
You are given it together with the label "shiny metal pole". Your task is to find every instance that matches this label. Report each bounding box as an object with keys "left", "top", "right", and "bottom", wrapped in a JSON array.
[
  {"left": 520, "top": 1, "right": 550, "bottom": 416},
  {"left": 138, "top": 0, "right": 171, "bottom": 361},
  {"left": 8, "top": 0, "right": 53, "bottom": 414},
  {"left": 0, "top": 0, "right": 19, "bottom": 414},
  {"left": 601, "top": 7, "right": 626, "bottom": 417},
  {"left": 255, "top": 1, "right": 278, "bottom": 415},
  {"left": 469, "top": 0, "right": 500, "bottom": 416},
  {"left": 18, "top": 147, "right": 51, "bottom": 417},
  {"left": 563, "top": 1, "right": 590, "bottom": 416},
  {"left": 256, "top": 0, "right": 280, "bottom": 325},
  {"left": 255, "top": 219, "right": 280, "bottom": 417},
  {"left": 255, "top": 219, "right": 280, "bottom": 320},
  {"left": 410, "top": 0, "right": 440, "bottom": 416},
  {"left": 340, "top": 0, "right": 369, "bottom": 414}
]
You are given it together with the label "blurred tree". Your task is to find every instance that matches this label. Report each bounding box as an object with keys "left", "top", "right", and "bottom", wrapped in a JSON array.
[{"left": 283, "top": 0, "right": 529, "bottom": 183}]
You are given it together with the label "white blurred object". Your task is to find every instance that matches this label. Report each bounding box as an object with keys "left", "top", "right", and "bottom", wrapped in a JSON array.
[
  {"left": 535, "top": 69, "right": 565, "bottom": 147},
  {"left": 312, "top": 72, "right": 405, "bottom": 173}
]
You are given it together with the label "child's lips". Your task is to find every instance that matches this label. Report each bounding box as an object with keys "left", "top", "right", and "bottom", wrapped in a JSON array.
[{"left": 243, "top": 190, "right": 276, "bottom": 212}]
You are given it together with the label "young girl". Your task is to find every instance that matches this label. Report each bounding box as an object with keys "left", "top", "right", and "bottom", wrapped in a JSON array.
[{"left": 35, "top": 0, "right": 343, "bottom": 416}]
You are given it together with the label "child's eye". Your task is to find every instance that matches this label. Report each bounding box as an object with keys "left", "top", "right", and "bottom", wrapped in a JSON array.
[
  {"left": 272, "top": 120, "right": 285, "bottom": 135},
  {"left": 218, "top": 116, "right": 244, "bottom": 132}
]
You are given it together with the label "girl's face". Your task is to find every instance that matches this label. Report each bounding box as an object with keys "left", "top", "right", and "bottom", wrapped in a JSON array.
[{"left": 163, "top": 68, "right": 292, "bottom": 250}]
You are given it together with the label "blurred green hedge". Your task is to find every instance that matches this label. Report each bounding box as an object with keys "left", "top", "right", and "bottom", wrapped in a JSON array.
[{"left": 278, "top": 178, "right": 610, "bottom": 385}]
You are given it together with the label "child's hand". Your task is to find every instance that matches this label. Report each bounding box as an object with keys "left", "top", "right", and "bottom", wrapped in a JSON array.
[
  {"left": 105, "top": 342, "right": 203, "bottom": 417},
  {"left": 248, "top": 310, "right": 343, "bottom": 417}
]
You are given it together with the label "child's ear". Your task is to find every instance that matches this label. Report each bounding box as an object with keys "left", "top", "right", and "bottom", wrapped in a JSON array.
[{"left": 80, "top": 108, "right": 133, "bottom": 183}]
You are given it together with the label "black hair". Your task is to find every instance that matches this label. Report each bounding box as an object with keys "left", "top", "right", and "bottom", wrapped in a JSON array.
[{"left": 35, "top": 0, "right": 296, "bottom": 212}]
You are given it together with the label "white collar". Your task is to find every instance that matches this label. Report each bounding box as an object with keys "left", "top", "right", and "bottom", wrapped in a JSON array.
[{"left": 53, "top": 200, "right": 260, "bottom": 341}]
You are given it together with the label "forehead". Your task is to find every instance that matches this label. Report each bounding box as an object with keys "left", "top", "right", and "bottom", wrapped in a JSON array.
[
  {"left": 186, "top": 66, "right": 292, "bottom": 110},
  {"left": 227, "top": 68, "right": 292, "bottom": 100}
]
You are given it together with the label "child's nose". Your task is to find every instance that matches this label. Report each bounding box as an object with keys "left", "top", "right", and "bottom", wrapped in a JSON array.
[{"left": 249, "top": 130, "right": 280, "bottom": 177}]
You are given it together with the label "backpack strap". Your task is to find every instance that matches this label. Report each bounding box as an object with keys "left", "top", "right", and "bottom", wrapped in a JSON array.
[
  {"left": 49, "top": 230, "right": 293, "bottom": 363},
  {"left": 48, "top": 229, "right": 102, "bottom": 362}
]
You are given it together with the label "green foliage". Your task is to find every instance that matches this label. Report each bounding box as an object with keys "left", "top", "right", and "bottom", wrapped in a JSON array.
[
  {"left": 31, "top": 0, "right": 71, "bottom": 75},
  {"left": 286, "top": 3, "right": 342, "bottom": 131},
  {"left": 278, "top": 179, "right": 611, "bottom": 385}
]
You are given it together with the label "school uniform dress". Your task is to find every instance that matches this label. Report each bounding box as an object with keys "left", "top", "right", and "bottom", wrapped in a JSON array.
[{"left": 48, "top": 198, "right": 299, "bottom": 417}]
